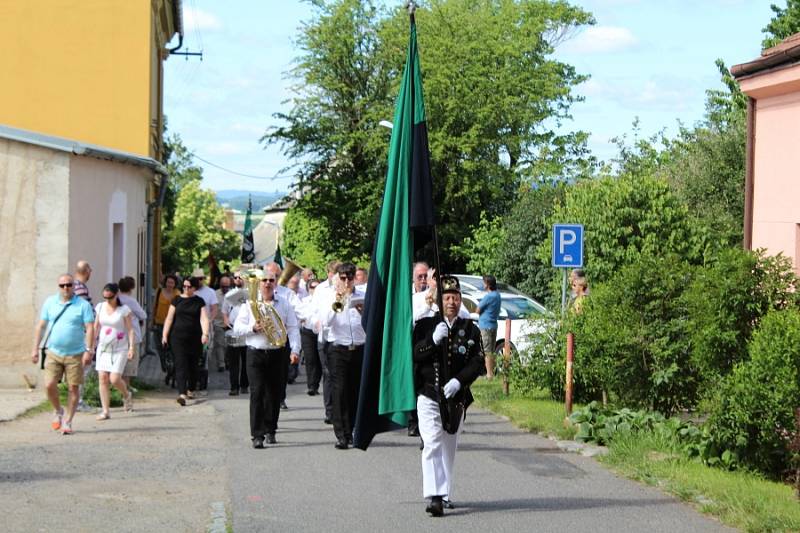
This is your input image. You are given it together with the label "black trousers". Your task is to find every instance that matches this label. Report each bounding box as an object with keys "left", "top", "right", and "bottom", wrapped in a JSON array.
[
  {"left": 246, "top": 346, "right": 289, "bottom": 438},
  {"left": 227, "top": 345, "right": 248, "bottom": 391},
  {"left": 318, "top": 341, "right": 334, "bottom": 420},
  {"left": 330, "top": 344, "right": 364, "bottom": 441},
  {"left": 301, "top": 328, "right": 322, "bottom": 392},
  {"left": 171, "top": 335, "right": 200, "bottom": 395}
]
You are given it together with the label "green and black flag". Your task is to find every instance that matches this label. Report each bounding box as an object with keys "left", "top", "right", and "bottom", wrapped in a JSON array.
[
  {"left": 273, "top": 244, "right": 283, "bottom": 269},
  {"left": 353, "top": 11, "right": 435, "bottom": 450},
  {"left": 241, "top": 196, "right": 255, "bottom": 263}
]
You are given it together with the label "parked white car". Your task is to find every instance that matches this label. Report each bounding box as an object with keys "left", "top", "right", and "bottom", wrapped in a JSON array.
[{"left": 460, "top": 291, "right": 550, "bottom": 356}]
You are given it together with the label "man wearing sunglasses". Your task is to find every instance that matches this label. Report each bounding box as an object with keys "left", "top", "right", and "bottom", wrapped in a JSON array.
[
  {"left": 31, "top": 274, "right": 95, "bottom": 435},
  {"left": 233, "top": 271, "right": 300, "bottom": 449}
]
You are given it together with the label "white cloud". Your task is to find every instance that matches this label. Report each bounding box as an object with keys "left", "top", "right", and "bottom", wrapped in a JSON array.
[
  {"left": 183, "top": 7, "right": 222, "bottom": 31},
  {"left": 562, "top": 26, "right": 639, "bottom": 54}
]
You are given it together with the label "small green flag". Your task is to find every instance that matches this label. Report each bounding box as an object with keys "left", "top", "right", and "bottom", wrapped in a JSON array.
[{"left": 241, "top": 196, "right": 255, "bottom": 263}]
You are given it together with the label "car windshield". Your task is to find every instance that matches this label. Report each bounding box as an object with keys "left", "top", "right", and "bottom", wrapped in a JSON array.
[{"left": 502, "top": 297, "right": 547, "bottom": 319}]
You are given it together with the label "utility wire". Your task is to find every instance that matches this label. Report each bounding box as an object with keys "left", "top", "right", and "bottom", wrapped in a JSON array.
[{"left": 191, "top": 153, "right": 294, "bottom": 181}]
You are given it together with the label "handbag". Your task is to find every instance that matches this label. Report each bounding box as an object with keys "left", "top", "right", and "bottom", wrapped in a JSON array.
[{"left": 39, "top": 302, "right": 73, "bottom": 370}]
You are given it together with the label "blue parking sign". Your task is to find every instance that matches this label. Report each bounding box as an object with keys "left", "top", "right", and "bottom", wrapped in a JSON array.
[{"left": 552, "top": 224, "right": 584, "bottom": 268}]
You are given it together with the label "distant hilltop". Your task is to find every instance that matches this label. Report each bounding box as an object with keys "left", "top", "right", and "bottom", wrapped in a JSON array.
[{"left": 215, "top": 190, "right": 287, "bottom": 212}]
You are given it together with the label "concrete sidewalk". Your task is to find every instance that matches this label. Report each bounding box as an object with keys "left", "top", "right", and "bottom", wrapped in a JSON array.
[{"left": 0, "top": 351, "right": 166, "bottom": 423}]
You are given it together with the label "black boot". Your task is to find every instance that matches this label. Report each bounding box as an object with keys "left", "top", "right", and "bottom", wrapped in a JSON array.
[{"left": 425, "top": 496, "right": 444, "bottom": 517}]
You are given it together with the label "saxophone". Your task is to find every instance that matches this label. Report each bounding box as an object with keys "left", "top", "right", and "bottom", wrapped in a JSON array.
[{"left": 247, "top": 272, "right": 288, "bottom": 346}]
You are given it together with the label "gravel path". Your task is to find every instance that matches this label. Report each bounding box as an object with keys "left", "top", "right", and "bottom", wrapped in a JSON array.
[{"left": 0, "top": 370, "right": 734, "bottom": 532}]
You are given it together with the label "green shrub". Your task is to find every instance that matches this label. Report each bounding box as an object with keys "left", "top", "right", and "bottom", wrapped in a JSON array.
[
  {"left": 705, "top": 308, "right": 800, "bottom": 478},
  {"left": 83, "top": 372, "right": 123, "bottom": 408},
  {"left": 684, "top": 248, "right": 797, "bottom": 383},
  {"left": 568, "top": 254, "right": 698, "bottom": 413},
  {"left": 511, "top": 319, "right": 602, "bottom": 403}
]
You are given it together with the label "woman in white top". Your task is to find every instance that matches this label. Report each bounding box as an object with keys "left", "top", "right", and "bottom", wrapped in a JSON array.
[{"left": 93, "top": 283, "right": 135, "bottom": 419}]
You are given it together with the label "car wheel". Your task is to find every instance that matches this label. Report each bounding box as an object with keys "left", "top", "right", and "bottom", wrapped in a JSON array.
[{"left": 494, "top": 341, "right": 516, "bottom": 357}]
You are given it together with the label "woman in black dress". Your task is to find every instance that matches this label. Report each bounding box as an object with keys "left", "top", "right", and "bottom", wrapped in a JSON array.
[{"left": 161, "top": 277, "right": 210, "bottom": 405}]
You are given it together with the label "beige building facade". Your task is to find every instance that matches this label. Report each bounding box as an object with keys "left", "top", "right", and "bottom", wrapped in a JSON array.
[{"left": 0, "top": 125, "right": 164, "bottom": 365}]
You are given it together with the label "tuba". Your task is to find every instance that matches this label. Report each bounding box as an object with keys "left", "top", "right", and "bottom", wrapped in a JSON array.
[
  {"left": 278, "top": 258, "right": 302, "bottom": 286},
  {"left": 247, "top": 271, "right": 288, "bottom": 346}
]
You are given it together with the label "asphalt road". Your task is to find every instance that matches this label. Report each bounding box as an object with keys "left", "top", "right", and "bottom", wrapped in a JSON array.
[{"left": 0, "top": 368, "right": 733, "bottom": 532}]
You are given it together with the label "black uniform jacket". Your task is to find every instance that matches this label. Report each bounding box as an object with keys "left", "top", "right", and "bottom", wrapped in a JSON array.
[{"left": 412, "top": 313, "right": 486, "bottom": 408}]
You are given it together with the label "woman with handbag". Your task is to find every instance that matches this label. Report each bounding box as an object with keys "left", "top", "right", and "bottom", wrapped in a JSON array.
[
  {"left": 93, "top": 283, "right": 136, "bottom": 420},
  {"left": 152, "top": 274, "right": 179, "bottom": 384},
  {"left": 161, "top": 276, "right": 210, "bottom": 406}
]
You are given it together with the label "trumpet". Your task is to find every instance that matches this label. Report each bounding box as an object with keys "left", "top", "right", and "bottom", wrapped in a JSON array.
[{"left": 332, "top": 292, "right": 347, "bottom": 313}]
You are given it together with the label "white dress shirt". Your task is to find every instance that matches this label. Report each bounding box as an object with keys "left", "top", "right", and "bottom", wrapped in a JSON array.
[
  {"left": 320, "top": 287, "right": 366, "bottom": 346},
  {"left": 233, "top": 294, "right": 300, "bottom": 354},
  {"left": 412, "top": 290, "right": 470, "bottom": 324},
  {"left": 311, "top": 283, "right": 335, "bottom": 342},
  {"left": 295, "top": 294, "right": 318, "bottom": 331}
]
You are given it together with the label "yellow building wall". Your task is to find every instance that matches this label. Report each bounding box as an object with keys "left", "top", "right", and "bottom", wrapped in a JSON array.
[{"left": 0, "top": 1, "right": 152, "bottom": 157}]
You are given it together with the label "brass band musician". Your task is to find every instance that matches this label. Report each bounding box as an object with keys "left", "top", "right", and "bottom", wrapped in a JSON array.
[
  {"left": 319, "top": 262, "right": 366, "bottom": 449},
  {"left": 233, "top": 270, "right": 300, "bottom": 449}
]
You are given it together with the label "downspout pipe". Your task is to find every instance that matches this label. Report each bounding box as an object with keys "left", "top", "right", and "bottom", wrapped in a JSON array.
[
  {"left": 144, "top": 169, "right": 169, "bottom": 356},
  {"left": 743, "top": 97, "right": 755, "bottom": 250}
]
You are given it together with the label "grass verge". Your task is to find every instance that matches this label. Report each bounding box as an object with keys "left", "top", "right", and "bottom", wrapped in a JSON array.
[
  {"left": 471, "top": 379, "right": 576, "bottom": 440},
  {"left": 601, "top": 431, "right": 800, "bottom": 532},
  {"left": 471, "top": 379, "right": 800, "bottom": 532}
]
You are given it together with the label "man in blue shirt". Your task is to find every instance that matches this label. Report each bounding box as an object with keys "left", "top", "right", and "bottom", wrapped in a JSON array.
[
  {"left": 478, "top": 275, "right": 501, "bottom": 379},
  {"left": 31, "top": 273, "right": 95, "bottom": 435}
]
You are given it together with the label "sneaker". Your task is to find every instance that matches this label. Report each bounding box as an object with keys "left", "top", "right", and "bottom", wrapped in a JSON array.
[
  {"left": 51, "top": 408, "right": 64, "bottom": 431},
  {"left": 177, "top": 395, "right": 187, "bottom": 406},
  {"left": 186, "top": 391, "right": 195, "bottom": 400},
  {"left": 61, "top": 422, "right": 73, "bottom": 435},
  {"left": 76, "top": 401, "right": 92, "bottom": 413}
]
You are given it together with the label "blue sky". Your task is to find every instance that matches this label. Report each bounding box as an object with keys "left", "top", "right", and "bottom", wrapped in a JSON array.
[{"left": 164, "top": 0, "right": 776, "bottom": 193}]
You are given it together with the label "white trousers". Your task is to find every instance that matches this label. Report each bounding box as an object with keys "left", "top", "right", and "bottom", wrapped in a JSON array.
[{"left": 417, "top": 394, "right": 463, "bottom": 499}]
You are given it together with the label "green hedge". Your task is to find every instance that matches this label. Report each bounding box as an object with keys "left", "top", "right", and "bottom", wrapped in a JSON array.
[{"left": 705, "top": 308, "right": 800, "bottom": 478}]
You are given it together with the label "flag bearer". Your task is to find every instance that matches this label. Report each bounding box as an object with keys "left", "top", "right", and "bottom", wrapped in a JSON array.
[{"left": 412, "top": 275, "right": 484, "bottom": 516}]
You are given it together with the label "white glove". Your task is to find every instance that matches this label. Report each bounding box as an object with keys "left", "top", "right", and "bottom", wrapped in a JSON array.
[
  {"left": 443, "top": 378, "right": 461, "bottom": 399},
  {"left": 432, "top": 322, "right": 449, "bottom": 345}
]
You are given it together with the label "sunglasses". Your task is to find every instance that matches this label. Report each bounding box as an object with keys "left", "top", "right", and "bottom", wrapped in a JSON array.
[
  {"left": 58, "top": 283, "right": 74, "bottom": 288},
  {"left": 339, "top": 274, "right": 355, "bottom": 281},
  {"left": 183, "top": 284, "right": 193, "bottom": 289},
  {"left": 261, "top": 278, "right": 277, "bottom": 283}
]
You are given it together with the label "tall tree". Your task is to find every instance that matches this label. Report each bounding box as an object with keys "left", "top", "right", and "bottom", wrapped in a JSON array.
[
  {"left": 762, "top": 0, "right": 800, "bottom": 49},
  {"left": 264, "top": 0, "right": 594, "bottom": 267},
  {"left": 162, "top": 181, "right": 239, "bottom": 276}
]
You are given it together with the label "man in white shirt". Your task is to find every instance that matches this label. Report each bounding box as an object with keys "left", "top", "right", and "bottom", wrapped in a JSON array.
[
  {"left": 264, "top": 262, "right": 301, "bottom": 406},
  {"left": 296, "top": 279, "right": 322, "bottom": 396},
  {"left": 211, "top": 274, "right": 233, "bottom": 373},
  {"left": 233, "top": 270, "right": 300, "bottom": 449},
  {"left": 223, "top": 272, "right": 248, "bottom": 395},
  {"left": 310, "top": 260, "right": 341, "bottom": 424},
  {"left": 413, "top": 262, "right": 429, "bottom": 294},
  {"left": 319, "top": 262, "right": 366, "bottom": 450}
]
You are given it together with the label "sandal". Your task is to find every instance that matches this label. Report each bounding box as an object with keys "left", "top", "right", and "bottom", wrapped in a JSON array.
[{"left": 96, "top": 412, "right": 110, "bottom": 421}]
